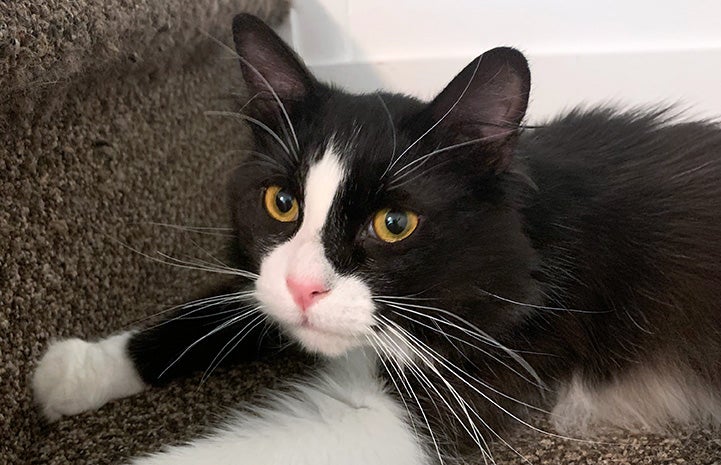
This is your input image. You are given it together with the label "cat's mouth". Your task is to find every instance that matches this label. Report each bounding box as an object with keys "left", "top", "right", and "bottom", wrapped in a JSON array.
[
  {"left": 285, "top": 320, "right": 365, "bottom": 356},
  {"left": 294, "top": 317, "right": 349, "bottom": 338}
]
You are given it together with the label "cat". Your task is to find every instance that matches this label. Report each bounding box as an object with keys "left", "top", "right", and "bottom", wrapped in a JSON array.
[{"left": 32, "top": 13, "right": 721, "bottom": 465}]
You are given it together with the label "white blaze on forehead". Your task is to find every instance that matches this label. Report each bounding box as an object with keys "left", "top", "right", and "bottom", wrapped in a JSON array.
[{"left": 297, "top": 148, "right": 345, "bottom": 239}]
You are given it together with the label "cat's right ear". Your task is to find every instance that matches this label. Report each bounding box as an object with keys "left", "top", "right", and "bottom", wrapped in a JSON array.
[{"left": 232, "top": 14, "right": 315, "bottom": 123}]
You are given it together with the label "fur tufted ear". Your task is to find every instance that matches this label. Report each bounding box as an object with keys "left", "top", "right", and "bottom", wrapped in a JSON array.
[
  {"left": 232, "top": 14, "right": 315, "bottom": 124},
  {"left": 427, "top": 47, "right": 531, "bottom": 171}
]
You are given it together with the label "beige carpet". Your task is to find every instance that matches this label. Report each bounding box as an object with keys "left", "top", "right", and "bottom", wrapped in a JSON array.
[{"left": 2, "top": 1, "right": 719, "bottom": 463}]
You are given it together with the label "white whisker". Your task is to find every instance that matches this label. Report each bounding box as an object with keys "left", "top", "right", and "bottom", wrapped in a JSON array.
[
  {"left": 379, "top": 316, "right": 536, "bottom": 464},
  {"left": 130, "top": 290, "right": 255, "bottom": 327},
  {"left": 375, "top": 298, "right": 543, "bottom": 389},
  {"left": 205, "top": 110, "right": 292, "bottom": 156},
  {"left": 141, "top": 221, "right": 234, "bottom": 232},
  {"left": 375, "top": 324, "right": 495, "bottom": 463},
  {"left": 158, "top": 308, "right": 260, "bottom": 380},
  {"left": 377, "top": 95, "right": 398, "bottom": 178},
  {"left": 364, "top": 334, "right": 422, "bottom": 440},
  {"left": 386, "top": 56, "right": 483, "bottom": 175},
  {"left": 387, "top": 309, "right": 552, "bottom": 414},
  {"left": 380, "top": 301, "right": 546, "bottom": 392},
  {"left": 382, "top": 316, "right": 593, "bottom": 445},
  {"left": 106, "top": 236, "right": 259, "bottom": 280},
  {"left": 475, "top": 288, "right": 607, "bottom": 314},
  {"left": 153, "top": 251, "right": 258, "bottom": 279},
  {"left": 200, "top": 311, "right": 267, "bottom": 385},
  {"left": 199, "top": 31, "right": 300, "bottom": 156},
  {"left": 145, "top": 224, "right": 233, "bottom": 232},
  {"left": 368, "top": 330, "right": 446, "bottom": 465},
  {"left": 390, "top": 131, "right": 516, "bottom": 189},
  {"left": 185, "top": 237, "right": 233, "bottom": 271}
]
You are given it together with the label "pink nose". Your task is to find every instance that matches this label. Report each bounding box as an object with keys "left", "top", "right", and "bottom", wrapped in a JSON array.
[{"left": 286, "top": 276, "right": 329, "bottom": 311}]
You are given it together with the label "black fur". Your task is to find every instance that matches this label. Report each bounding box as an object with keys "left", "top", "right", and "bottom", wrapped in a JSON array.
[{"left": 128, "top": 13, "right": 721, "bottom": 462}]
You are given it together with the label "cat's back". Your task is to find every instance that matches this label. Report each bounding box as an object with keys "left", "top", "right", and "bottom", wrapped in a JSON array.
[
  {"left": 521, "top": 107, "right": 721, "bottom": 200},
  {"left": 521, "top": 107, "right": 721, "bottom": 236},
  {"left": 519, "top": 107, "right": 721, "bottom": 328}
]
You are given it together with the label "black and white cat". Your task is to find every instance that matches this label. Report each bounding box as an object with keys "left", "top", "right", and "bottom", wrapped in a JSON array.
[{"left": 33, "top": 13, "right": 721, "bottom": 465}]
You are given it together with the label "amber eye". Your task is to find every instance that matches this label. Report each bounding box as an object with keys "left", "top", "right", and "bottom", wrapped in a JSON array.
[
  {"left": 264, "top": 185, "right": 299, "bottom": 222},
  {"left": 371, "top": 208, "right": 419, "bottom": 243}
]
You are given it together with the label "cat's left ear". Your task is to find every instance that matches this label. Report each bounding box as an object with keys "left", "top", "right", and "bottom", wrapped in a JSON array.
[
  {"left": 232, "top": 14, "right": 316, "bottom": 123},
  {"left": 426, "top": 47, "right": 530, "bottom": 171}
]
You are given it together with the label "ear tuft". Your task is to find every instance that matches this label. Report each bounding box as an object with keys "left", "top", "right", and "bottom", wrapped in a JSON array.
[{"left": 232, "top": 14, "right": 315, "bottom": 122}]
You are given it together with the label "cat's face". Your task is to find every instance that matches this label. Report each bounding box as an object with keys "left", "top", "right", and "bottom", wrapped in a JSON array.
[{"left": 229, "top": 15, "right": 536, "bottom": 357}]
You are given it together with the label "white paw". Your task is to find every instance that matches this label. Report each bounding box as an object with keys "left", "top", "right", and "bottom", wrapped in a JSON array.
[{"left": 33, "top": 333, "right": 146, "bottom": 421}]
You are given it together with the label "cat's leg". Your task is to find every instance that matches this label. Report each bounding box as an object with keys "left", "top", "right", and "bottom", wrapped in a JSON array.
[
  {"left": 33, "top": 332, "right": 146, "bottom": 421},
  {"left": 128, "top": 349, "right": 434, "bottom": 465},
  {"left": 33, "top": 280, "right": 280, "bottom": 421}
]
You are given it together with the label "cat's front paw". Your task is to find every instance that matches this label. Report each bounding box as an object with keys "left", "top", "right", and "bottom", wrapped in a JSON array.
[{"left": 33, "top": 333, "right": 146, "bottom": 421}]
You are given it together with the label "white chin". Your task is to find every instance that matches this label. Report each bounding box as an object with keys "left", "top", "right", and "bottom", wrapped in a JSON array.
[{"left": 289, "top": 326, "right": 363, "bottom": 357}]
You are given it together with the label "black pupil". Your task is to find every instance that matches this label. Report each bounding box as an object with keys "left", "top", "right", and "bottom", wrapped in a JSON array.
[
  {"left": 275, "top": 190, "right": 294, "bottom": 213},
  {"left": 385, "top": 211, "right": 408, "bottom": 235}
]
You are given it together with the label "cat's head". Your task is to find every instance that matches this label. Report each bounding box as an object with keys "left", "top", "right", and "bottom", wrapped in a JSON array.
[{"left": 229, "top": 14, "right": 537, "bottom": 357}]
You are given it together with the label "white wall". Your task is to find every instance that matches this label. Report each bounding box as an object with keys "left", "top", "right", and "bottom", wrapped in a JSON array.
[{"left": 280, "top": 0, "right": 721, "bottom": 122}]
